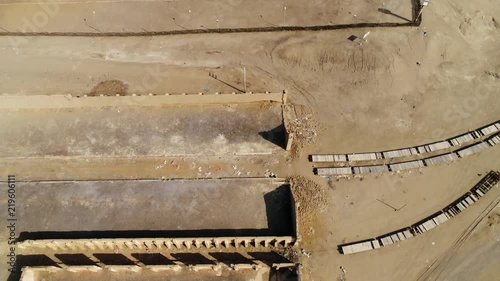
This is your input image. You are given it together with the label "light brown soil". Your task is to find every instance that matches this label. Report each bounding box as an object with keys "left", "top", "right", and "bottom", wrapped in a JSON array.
[
  {"left": 288, "top": 175, "right": 330, "bottom": 236},
  {"left": 284, "top": 104, "right": 322, "bottom": 159},
  {"left": 89, "top": 80, "right": 129, "bottom": 96},
  {"left": 0, "top": 0, "right": 499, "bottom": 281}
]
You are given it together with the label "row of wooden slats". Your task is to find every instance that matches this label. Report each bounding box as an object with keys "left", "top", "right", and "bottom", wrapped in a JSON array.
[
  {"left": 487, "top": 135, "right": 500, "bottom": 146},
  {"left": 341, "top": 241, "right": 374, "bottom": 254},
  {"left": 433, "top": 213, "right": 449, "bottom": 225},
  {"left": 456, "top": 142, "right": 490, "bottom": 157},
  {"left": 424, "top": 153, "right": 459, "bottom": 166},
  {"left": 469, "top": 193, "right": 478, "bottom": 201},
  {"left": 403, "top": 230, "right": 413, "bottom": 238},
  {"left": 348, "top": 153, "right": 381, "bottom": 161},
  {"left": 474, "top": 173, "right": 499, "bottom": 194},
  {"left": 389, "top": 160, "right": 425, "bottom": 171},
  {"left": 449, "top": 133, "right": 476, "bottom": 146},
  {"left": 311, "top": 155, "right": 335, "bottom": 162},
  {"left": 378, "top": 230, "right": 414, "bottom": 247},
  {"left": 380, "top": 236, "right": 393, "bottom": 246},
  {"left": 311, "top": 152, "right": 384, "bottom": 163},
  {"left": 464, "top": 196, "right": 475, "bottom": 205},
  {"left": 390, "top": 234, "right": 400, "bottom": 242},
  {"left": 480, "top": 123, "right": 500, "bottom": 135},
  {"left": 417, "top": 140, "right": 451, "bottom": 153},
  {"left": 311, "top": 122, "right": 499, "bottom": 164},
  {"left": 421, "top": 219, "right": 438, "bottom": 232},
  {"left": 353, "top": 165, "right": 389, "bottom": 174},
  {"left": 316, "top": 167, "right": 352, "bottom": 176},
  {"left": 318, "top": 142, "right": 492, "bottom": 176},
  {"left": 383, "top": 148, "right": 418, "bottom": 158},
  {"left": 446, "top": 208, "right": 457, "bottom": 217}
]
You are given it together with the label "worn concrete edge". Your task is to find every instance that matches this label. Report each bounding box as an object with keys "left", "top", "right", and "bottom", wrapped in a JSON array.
[
  {"left": 0, "top": 177, "right": 288, "bottom": 184},
  {"left": 18, "top": 263, "right": 296, "bottom": 278},
  {"left": 0, "top": 150, "right": 279, "bottom": 161},
  {"left": 0, "top": 19, "right": 421, "bottom": 38},
  {"left": 0, "top": 92, "right": 285, "bottom": 109},
  {"left": 17, "top": 236, "right": 298, "bottom": 252}
]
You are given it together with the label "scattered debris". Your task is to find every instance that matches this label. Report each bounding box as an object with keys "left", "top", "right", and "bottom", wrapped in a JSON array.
[
  {"left": 88, "top": 80, "right": 128, "bottom": 96},
  {"left": 485, "top": 70, "right": 500, "bottom": 79},
  {"left": 288, "top": 175, "right": 329, "bottom": 230},
  {"left": 339, "top": 266, "right": 347, "bottom": 281},
  {"left": 284, "top": 104, "right": 321, "bottom": 159},
  {"left": 170, "top": 161, "right": 180, "bottom": 170}
]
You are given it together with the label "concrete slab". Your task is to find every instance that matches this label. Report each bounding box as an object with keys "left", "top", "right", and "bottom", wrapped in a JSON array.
[
  {"left": 0, "top": 103, "right": 285, "bottom": 158},
  {"left": 0, "top": 0, "right": 412, "bottom": 34},
  {"left": 16, "top": 179, "right": 293, "bottom": 239},
  {"left": 20, "top": 266, "right": 277, "bottom": 281}
]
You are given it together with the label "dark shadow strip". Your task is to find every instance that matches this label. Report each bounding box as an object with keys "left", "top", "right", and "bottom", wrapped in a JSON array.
[{"left": 0, "top": 21, "right": 421, "bottom": 38}]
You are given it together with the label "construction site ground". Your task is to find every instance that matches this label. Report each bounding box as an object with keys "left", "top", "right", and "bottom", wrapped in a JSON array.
[
  {"left": 0, "top": 0, "right": 411, "bottom": 33},
  {"left": 0, "top": 0, "right": 499, "bottom": 281}
]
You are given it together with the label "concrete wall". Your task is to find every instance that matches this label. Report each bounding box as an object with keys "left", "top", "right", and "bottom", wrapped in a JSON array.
[
  {"left": 18, "top": 236, "right": 296, "bottom": 253},
  {"left": 0, "top": 92, "right": 285, "bottom": 109}
]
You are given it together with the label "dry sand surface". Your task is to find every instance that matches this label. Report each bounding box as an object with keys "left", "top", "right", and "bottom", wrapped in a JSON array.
[
  {"left": 0, "top": 0, "right": 499, "bottom": 281},
  {"left": 0, "top": 0, "right": 411, "bottom": 33}
]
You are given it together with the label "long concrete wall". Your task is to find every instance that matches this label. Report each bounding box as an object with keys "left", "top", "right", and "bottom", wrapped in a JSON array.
[
  {"left": 19, "top": 263, "right": 298, "bottom": 281},
  {"left": 18, "top": 264, "right": 261, "bottom": 278},
  {"left": 18, "top": 236, "right": 296, "bottom": 253},
  {"left": 0, "top": 92, "right": 286, "bottom": 109}
]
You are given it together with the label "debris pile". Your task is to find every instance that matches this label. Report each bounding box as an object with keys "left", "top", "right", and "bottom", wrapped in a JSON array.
[
  {"left": 288, "top": 175, "right": 328, "bottom": 228},
  {"left": 284, "top": 104, "right": 321, "bottom": 159}
]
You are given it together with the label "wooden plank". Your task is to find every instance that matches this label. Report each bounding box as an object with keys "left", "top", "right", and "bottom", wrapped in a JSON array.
[
  {"left": 317, "top": 167, "right": 352, "bottom": 176},
  {"left": 480, "top": 124, "right": 499, "bottom": 135},
  {"left": 396, "top": 232, "right": 406, "bottom": 241},
  {"left": 457, "top": 142, "right": 489, "bottom": 157},
  {"left": 469, "top": 194, "right": 478, "bottom": 201},
  {"left": 390, "top": 234, "right": 400, "bottom": 243},
  {"left": 348, "top": 153, "right": 378, "bottom": 161},
  {"left": 403, "top": 230, "right": 413, "bottom": 238},
  {"left": 380, "top": 236, "right": 393, "bottom": 246},
  {"left": 465, "top": 197, "right": 475, "bottom": 205}
]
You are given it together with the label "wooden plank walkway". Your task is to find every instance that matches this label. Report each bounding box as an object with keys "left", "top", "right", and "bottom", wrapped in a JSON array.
[
  {"left": 310, "top": 121, "right": 500, "bottom": 168},
  {"left": 314, "top": 132, "right": 499, "bottom": 176}
]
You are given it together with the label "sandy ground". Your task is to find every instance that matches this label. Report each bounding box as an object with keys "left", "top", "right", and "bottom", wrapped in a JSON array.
[
  {"left": 0, "top": 0, "right": 499, "bottom": 281},
  {"left": 0, "top": 3, "right": 498, "bottom": 143},
  {"left": 0, "top": 154, "right": 288, "bottom": 181},
  {"left": 0, "top": 0, "right": 411, "bottom": 33},
  {"left": 299, "top": 148, "right": 500, "bottom": 281}
]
